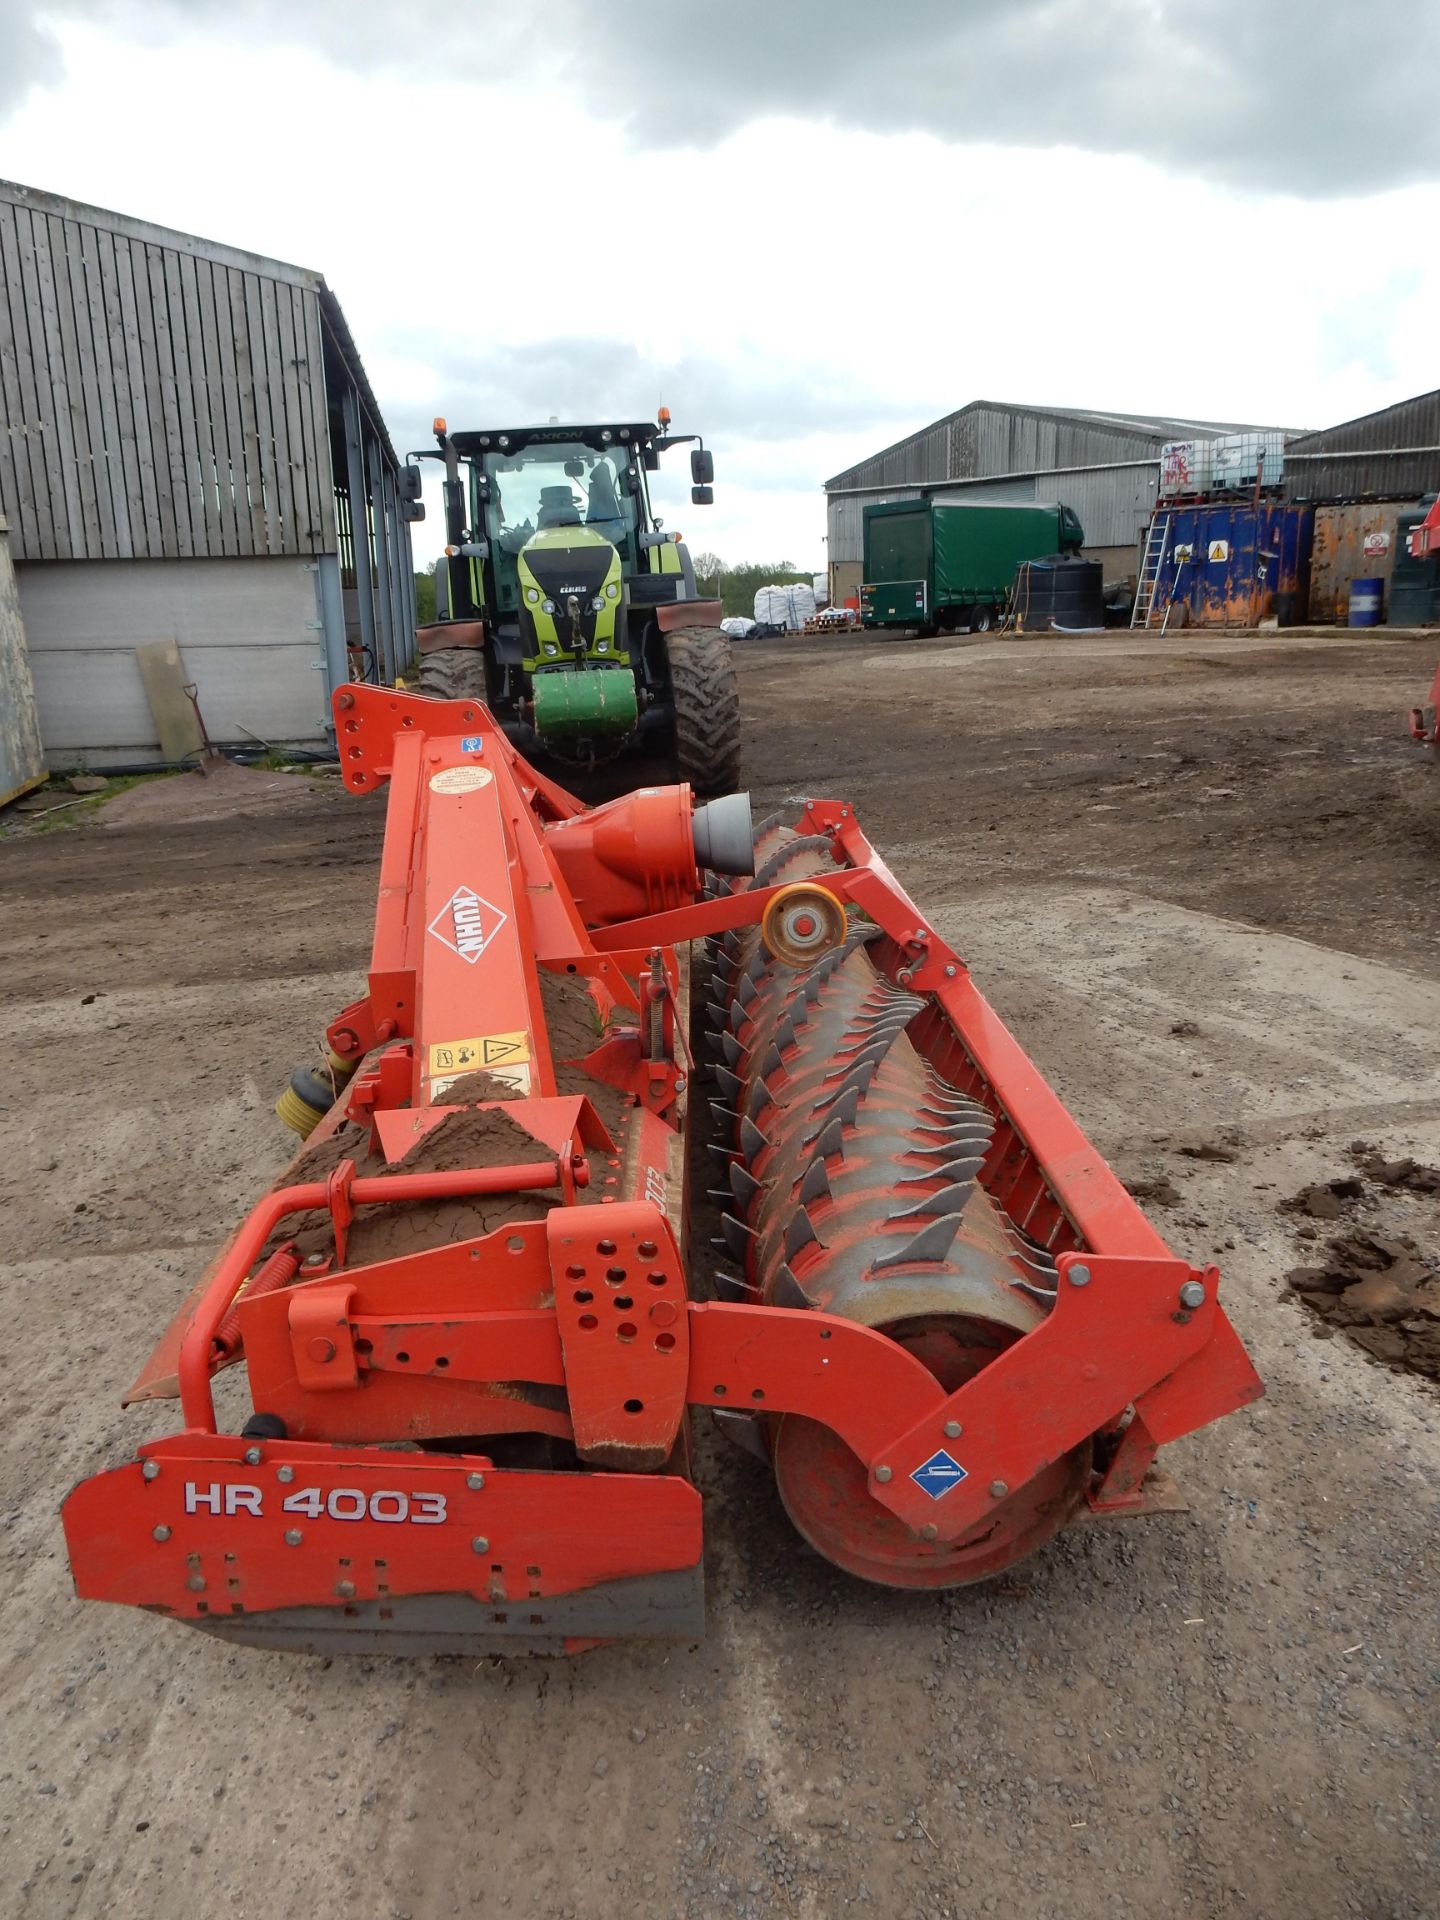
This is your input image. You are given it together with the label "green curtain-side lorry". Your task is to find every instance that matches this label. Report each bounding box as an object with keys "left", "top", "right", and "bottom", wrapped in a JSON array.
[{"left": 861, "top": 499, "right": 1084, "bottom": 634}]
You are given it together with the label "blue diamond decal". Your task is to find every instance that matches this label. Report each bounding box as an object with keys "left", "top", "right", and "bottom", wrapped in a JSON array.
[{"left": 909, "top": 1449, "right": 969, "bottom": 1500}]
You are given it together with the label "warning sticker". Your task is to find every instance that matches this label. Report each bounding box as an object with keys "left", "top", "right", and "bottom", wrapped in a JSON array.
[
  {"left": 1207, "top": 539, "right": 1230, "bottom": 563},
  {"left": 429, "top": 766, "right": 493, "bottom": 795},
  {"left": 427, "top": 1032, "right": 531, "bottom": 1078},
  {"left": 427, "top": 885, "right": 508, "bottom": 964},
  {"left": 459, "top": 734, "right": 486, "bottom": 752}
]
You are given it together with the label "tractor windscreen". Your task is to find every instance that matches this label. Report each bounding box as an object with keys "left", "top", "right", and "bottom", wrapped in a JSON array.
[{"left": 478, "top": 442, "right": 639, "bottom": 608}]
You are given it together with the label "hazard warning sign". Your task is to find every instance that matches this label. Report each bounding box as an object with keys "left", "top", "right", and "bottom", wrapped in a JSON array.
[{"left": 427, "top": 1032, "right": 531, "bottom": 1079}]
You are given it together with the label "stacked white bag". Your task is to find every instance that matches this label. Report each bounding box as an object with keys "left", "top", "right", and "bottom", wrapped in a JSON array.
[{"left": 753, "top": 583, "right": 818, "bottom": 631}]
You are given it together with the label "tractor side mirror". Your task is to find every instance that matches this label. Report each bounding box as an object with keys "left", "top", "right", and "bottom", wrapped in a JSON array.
[
  {"left": 401, "top": 499, "right": 426, "bottom": 522},
  {"left": 690, "top": 449, "right": 714, "bottom": 486},
  {"left": 691, "top": 485, "right": 714, "bottom": 506},
  {"left": 398, "top": 464, "right": 424, "bottom": 501},
  {"left": 643, "top": 447, "right": 660, "bottom": 472}
]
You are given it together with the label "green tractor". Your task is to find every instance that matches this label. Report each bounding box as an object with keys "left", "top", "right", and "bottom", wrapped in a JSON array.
[{"left": 405, "top": 414, "right": 741, "bottom": 795}]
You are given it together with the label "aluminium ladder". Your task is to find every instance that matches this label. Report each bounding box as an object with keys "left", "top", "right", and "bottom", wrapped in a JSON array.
[{"left": 1131, "top": 510, "right": 1172, "bottom": 628}]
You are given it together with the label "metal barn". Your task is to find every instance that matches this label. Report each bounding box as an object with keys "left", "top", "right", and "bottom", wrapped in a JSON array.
[
  {"left": 823, "top": 401, "right": 1281, "bottom": 607},
  {"left": 1285, "top": 390, "right": 1440, "bottom": 504},
  {"left": 0, "top": 179, "right": 414, "bottom": 768}
]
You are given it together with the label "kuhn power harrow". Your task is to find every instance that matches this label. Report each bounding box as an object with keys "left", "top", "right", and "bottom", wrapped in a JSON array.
[
  {"left": 1408, "top": 658, "right": 1440, "bottom": 753},
  {"left": 62, "top": 687, "right": 1261, "bottom": 1653}
]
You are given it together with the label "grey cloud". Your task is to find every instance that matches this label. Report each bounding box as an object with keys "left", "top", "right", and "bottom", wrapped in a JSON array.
[
  {"left": 382, "top": 333, "right": 917, "bottom": 476},
  {"left": 6, "top": 0, "right": 1436, "bottom": 197},
  {"left": 571, "top": 0, "right": 1440, "bottom": 197},
  {"left": 0, "top": 1, "right": 66, "bottom": 117}
]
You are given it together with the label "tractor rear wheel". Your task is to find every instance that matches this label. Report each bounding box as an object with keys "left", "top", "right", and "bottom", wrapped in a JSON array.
[
  {"left": 417, "top": 647, "right": 488, "bottom": 704},
  {"left": 665, "top": 624, "right": 741, "bottom": 796}
]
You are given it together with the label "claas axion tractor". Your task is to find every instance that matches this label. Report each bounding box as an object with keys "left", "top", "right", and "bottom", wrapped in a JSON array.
[
  {"left": 405, "top": 410, "right": 740, "bottom": 795},
  {"left": 60, "top": 676, "right": 1263, "bottom": 1654}
]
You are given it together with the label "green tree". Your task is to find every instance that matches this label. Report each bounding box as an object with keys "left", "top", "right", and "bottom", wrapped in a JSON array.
[
  {"left": 691, "top": 556, "right": 819, "bottom": 621},
  {"left": 414, "top": 567, "right": 437, "bottom": 626}
]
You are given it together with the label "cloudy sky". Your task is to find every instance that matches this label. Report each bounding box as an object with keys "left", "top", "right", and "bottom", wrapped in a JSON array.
[{"left": 2, "top": 0, "right": 1437, "bottom": 568}]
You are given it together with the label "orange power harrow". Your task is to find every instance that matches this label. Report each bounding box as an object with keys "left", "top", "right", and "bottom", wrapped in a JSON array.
[
  {"left": 62, "top": 687, "right": 1261, "bottom": 1654},
  {"left": 1408, "top": 658, "right": 1440, "bottom": 751}
]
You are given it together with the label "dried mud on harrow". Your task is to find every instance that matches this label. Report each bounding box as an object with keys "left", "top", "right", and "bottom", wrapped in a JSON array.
[{"left": 61, "top": 687, "right": 1262, "bottom": 1655}]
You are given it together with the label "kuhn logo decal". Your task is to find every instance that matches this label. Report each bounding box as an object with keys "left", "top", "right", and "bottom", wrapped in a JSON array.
[{"left": 428, "top": 885, "right": 507, "bottom": 964}]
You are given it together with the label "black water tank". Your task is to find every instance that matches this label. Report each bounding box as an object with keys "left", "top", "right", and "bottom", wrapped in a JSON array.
[{"left": 1013, "top": 554, "right": 1104, "bottom": 633}]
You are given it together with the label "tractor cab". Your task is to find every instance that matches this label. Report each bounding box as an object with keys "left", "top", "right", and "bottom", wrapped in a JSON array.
[{"left": 436, "top": 420, "right": 711, "bottom": 629}]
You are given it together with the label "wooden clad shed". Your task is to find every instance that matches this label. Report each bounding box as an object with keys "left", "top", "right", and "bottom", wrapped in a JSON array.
[{"left": 0, "top": 178, "right": 414, "bottom": 767}]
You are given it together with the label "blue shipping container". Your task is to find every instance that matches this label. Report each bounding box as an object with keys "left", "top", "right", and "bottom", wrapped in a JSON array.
[{"left": 1153, "top": 503, "right": 1314, "bottom": 627}]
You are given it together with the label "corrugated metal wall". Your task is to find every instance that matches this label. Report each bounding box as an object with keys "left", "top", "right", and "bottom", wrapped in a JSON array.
[
  {"left": 829, "top": 405, "right": 1219, "bottom": 494},
  {"left": 0, "top": 515, "right": 45, "bottom": 801},
  {"left": 20, "top": 555, "right": 330, "bottom": 766},
  {"left": 955, "top": 408, "right": 1172, "bottom": 478},
  {"left": 1286, "top": 390, "right": 1440, "bottom": 502},
  {"left": 1054, "top": 465, "right": 1158, "bottom": 553},
  {"left": 0, "top": 180, "right": 337, "bottom": 562}
]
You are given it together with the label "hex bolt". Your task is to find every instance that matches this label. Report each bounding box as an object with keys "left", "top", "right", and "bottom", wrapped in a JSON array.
[
  {"left": 989, "top": 1479, "right": 1009, "bottom": 1500},
  {"left": 1068, "top": 1264, "right": 1092, "bottom": 1288},
  {"left": 243, "top": 1446, "right": 263, "bottom": 1466},
  {"left": 920, "top": 1523, "right": 939, "bottom": 1542},
  {"left": 152, "top": 1525, "right": 171, "bottom": 1543},
  {"left": 141, "top": 1460, "right": 160, "bottom": 1482},
  {"left": 284, "top": 1528, "right": 302, "bottom": 1547},
  {"left": 466, "top": 1473, "right": 485, "bottom": 1491},
  {"left": 277, "top": 1466, "right": 294, "bottom": 1484},
  {"left": 334, "top": 1580, "right": 356, "bottom": 1600},
  {"left": 944, "top": 964, "right": 957, "bottom": 978},
  {"left": 943, "top": 1421, "right": 963, "bottom": 1439},
  {"left": 874, "top": 1466, "right": 893, "bottom": 1484},
  {"left": 1178, "top": 1280, "right": 1207, "bottom": 1310},
  {"left": 471, "top": 1536, "right": 490, "bottom": 1554},
  {"left": 187, "top": 1573, "right": 206, "bottom": 1593}
]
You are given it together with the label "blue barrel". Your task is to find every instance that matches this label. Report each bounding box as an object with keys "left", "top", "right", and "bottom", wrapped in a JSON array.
[{"left": 1348, "top": 577, "right": 1383, "bottom": 627}]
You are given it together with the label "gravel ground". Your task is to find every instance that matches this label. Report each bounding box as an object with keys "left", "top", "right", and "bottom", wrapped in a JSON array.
[{"left": 1, "top": 625, "right": 1437, "bottom": 1919}]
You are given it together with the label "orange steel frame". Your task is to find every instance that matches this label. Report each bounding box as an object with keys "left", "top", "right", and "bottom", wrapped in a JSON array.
[
  {"left": 1407, "top": 659, "right": 1440, "bottom": 749},
  {"left": 62, "top": 686, "right": 1262, "bottom": 1641}
]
